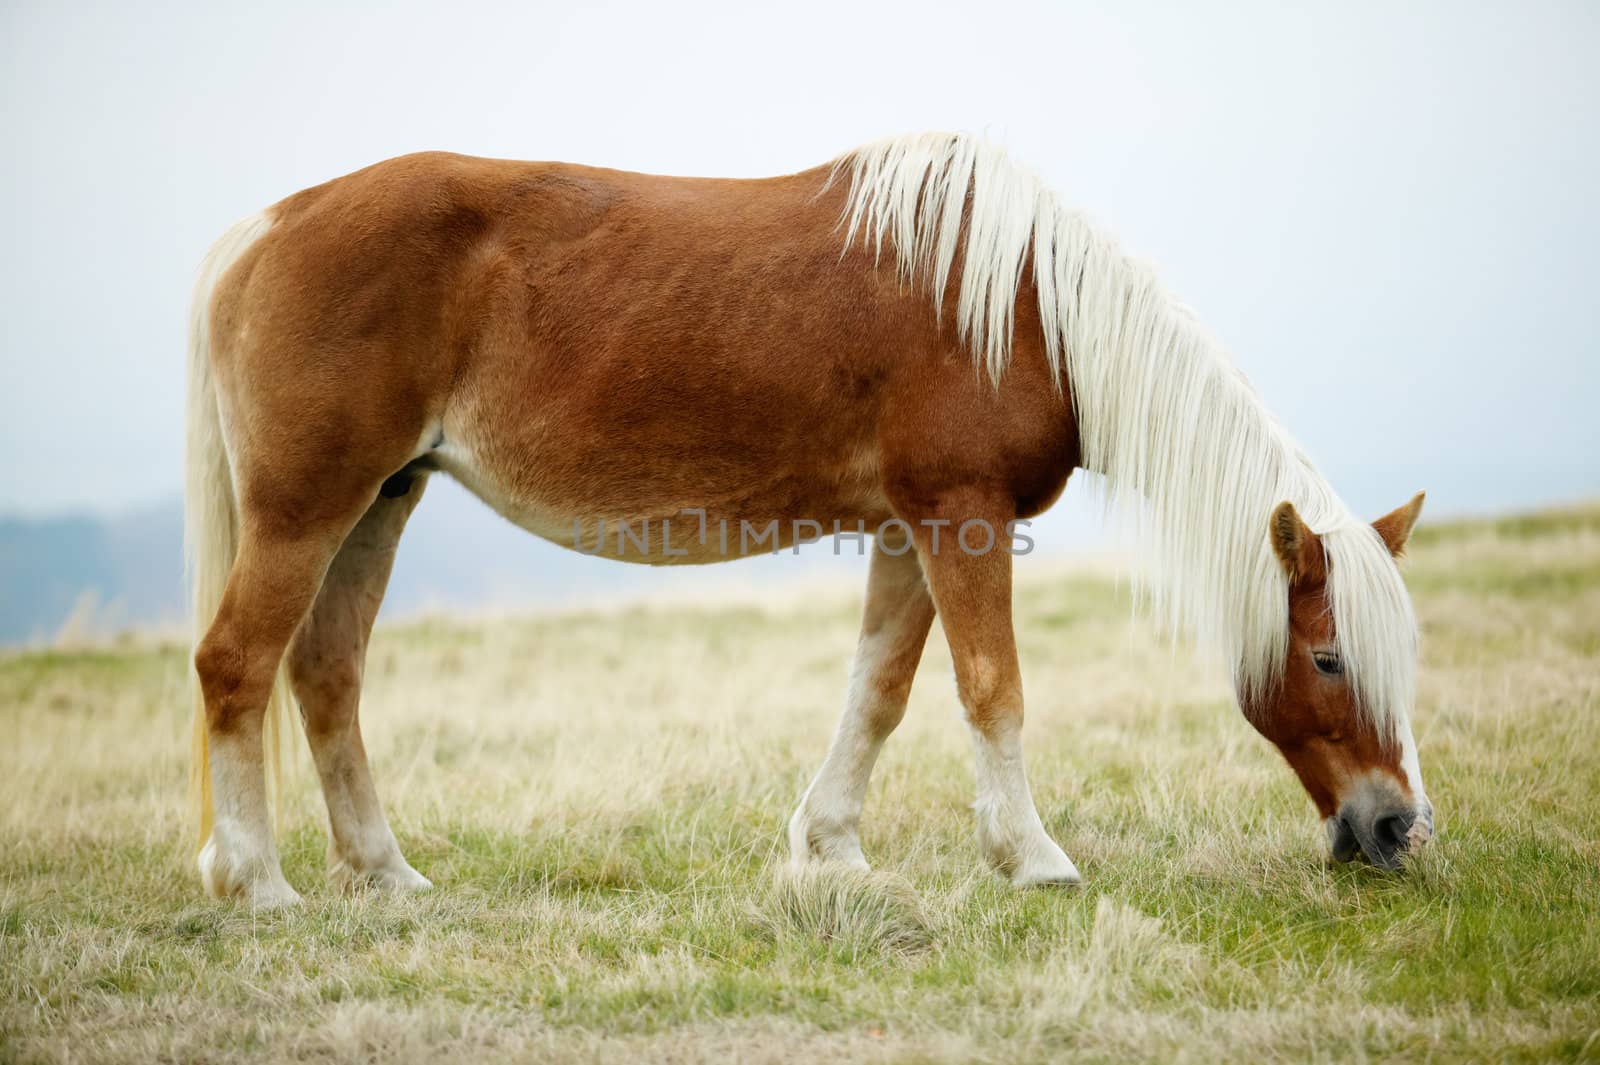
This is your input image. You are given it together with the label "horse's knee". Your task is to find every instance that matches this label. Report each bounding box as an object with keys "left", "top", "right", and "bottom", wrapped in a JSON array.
[
  {"left": 862, "top": 698, "right": 908, "bottom": 740},
  {"left": 852, "top": 622, "right": 925, "bottom": 738},
  {"left": 956, "top": 655, "right": 1022, "bottom": 736}
]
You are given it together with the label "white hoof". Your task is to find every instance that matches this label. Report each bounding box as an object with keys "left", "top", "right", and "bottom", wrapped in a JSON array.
[
  {"left": 329, "top": 847, "right": 433, "bottom": 893},
  {"left": 788, "top": 808, "right": 871, "bottom": 871},
  {"left": 245, "top": 876, "right": 306, "bottom": 909},
  {"left": 198, "top": 834, "right": 303, "bottom": 909},
  {"left": 361, "top": 862, "right": 433, "bottom": 893},
  {"left": 1010, "top": 838, "right": 1083, "bottom": 887},
  {"left": 975, "top": 805, "right": 1082, "bottom": 887}
]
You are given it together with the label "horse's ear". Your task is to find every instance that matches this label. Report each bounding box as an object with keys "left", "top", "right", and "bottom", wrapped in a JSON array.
[
  {"left": 1373, "top": 491, "right": 1426, "bottom": 557},
  {"left": 1269, "top": 501, "right": 1322, "bottom": 583}
]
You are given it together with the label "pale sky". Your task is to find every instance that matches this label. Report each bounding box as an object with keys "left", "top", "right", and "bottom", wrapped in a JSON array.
[{"left": 2, "top": 0, "right": 1596, "bottom": 523}]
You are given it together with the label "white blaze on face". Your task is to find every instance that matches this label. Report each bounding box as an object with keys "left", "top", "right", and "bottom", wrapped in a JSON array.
[
  {"left": 1394, "top": 713, "right": 1433, "bottom": 844},
  {"left": 1395, "top": 714, "right": 1427, "bottom": 806}
]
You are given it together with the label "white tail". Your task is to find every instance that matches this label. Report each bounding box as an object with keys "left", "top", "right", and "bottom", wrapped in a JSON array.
[{"left": 184, "top": 212, "right": 294, "bottom": 853}]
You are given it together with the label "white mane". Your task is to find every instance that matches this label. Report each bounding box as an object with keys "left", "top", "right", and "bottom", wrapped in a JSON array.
[{"left": 834, "top": 132, "right": 1417, "bottom": 738}]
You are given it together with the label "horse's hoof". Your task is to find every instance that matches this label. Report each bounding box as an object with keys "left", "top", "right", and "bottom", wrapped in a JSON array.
[
  {"left": 372, "top": 864, "right": 433, "bottom": 893},
  {"left": 1009, "top": 842, "right": 1083, "bottom": 887},
  {"left": 198, "top": 834, "right": 303, "bottom": 908},
  {"left": 244, "top": 878, "right": 305, "bottom": 910},
  {"left": 331, "top": 854, "right": 433, "bottom": 894}
]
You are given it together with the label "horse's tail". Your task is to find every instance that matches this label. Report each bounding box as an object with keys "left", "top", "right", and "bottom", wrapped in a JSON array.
[{"left": 184, "top": 212, "right": 293, "bottom": 855}]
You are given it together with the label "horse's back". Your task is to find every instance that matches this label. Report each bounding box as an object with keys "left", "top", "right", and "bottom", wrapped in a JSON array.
[{"left": 225, "top": 150, "right": 872, "bottom": 402}]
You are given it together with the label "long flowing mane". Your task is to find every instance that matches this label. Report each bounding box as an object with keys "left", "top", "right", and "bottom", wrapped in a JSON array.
[{"left": 833, "top": 132, "right": 1417, "bottom": 738}]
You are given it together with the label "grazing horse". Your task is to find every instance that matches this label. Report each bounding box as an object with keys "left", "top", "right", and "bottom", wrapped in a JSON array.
[{"left": 186, "top": 132, "right": 1432, "bottom": 907}]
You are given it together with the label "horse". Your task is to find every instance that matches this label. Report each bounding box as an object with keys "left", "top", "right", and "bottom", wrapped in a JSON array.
[{"left": 185, "top": 132, "right": 1432, "bottom": 907}]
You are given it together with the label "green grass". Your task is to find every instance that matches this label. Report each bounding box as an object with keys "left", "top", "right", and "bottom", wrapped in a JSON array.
[{"left": 2, "top": 506, "right": 1598, "bottom": 1062}]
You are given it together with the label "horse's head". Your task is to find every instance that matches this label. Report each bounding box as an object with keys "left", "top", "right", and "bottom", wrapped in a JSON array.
[{"left": 1245, "top": 492, "right": 1432, "bottom": 869}]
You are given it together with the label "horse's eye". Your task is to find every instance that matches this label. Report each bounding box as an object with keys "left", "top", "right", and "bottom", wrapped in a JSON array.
[{"left": 1312, "top": 651, "right": 1343, "bottom": 676}]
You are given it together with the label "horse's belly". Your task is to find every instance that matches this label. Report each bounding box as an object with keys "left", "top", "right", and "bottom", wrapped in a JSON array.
[{"left": 431, "top": 435, "right": 890, "bottom": 566}]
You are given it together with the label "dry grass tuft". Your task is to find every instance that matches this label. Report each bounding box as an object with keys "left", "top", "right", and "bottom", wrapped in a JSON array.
[{"left": 752, "top": 863, "right": 936, "bottom": 958}]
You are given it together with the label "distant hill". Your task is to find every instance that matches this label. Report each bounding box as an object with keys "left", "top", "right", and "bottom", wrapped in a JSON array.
[{"left": 0, "top": 502, "right": 183, "bottom": 643}]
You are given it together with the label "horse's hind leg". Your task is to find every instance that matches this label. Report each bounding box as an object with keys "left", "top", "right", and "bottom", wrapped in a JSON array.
[
  {"left": 789, "top": 529, "right": 936, "bottom": 869},
  {"left": 286, "top": 481, "right": 430, "bottom": 892},
  {"left": 196, "top": 514, "right": 366, "bottom": 908}
]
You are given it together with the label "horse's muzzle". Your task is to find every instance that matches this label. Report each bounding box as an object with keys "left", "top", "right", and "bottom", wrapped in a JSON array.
[{"left": 1328, "top": 801, "right": 1433, "bottom": 870}]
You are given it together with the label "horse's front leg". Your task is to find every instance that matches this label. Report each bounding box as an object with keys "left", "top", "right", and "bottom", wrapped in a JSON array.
[
  {"left": 789, "top": 528, "right": 935, "bottom": 869},
  {"left": 912, "top": 507, "right": 1081, "bottom": 886}
]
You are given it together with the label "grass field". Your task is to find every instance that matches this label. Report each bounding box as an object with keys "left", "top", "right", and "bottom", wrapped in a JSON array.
[{"left": 3, "top": 505, "right": 1598, "bottom": 1062}]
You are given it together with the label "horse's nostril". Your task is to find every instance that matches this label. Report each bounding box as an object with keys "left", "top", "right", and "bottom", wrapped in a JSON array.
[{"left": 1374, "top": 813, "right": 1413, "bottom": 852}]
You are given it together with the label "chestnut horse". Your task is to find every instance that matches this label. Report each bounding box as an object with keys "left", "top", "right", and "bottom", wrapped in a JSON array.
[{"left": 186, "top": 133, "right": 1431, "bottom": 907}]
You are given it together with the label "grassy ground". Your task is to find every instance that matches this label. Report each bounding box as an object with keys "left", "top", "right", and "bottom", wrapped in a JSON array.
[{"left": 3, "top": 505, "right": 1598, "bottom": 1062}]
